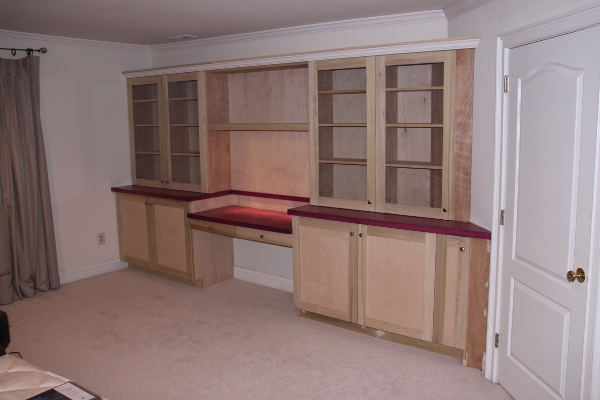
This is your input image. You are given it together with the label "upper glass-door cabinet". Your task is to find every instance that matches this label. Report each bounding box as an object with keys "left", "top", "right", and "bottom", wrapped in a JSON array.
[{"left": 310, "top": 57, "right": 376, "bottom": 212}]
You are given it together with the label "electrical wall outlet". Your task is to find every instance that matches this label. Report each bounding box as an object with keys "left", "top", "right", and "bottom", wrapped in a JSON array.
[{"left": 97, "top": 232, "right": 105, "bottom": 245}]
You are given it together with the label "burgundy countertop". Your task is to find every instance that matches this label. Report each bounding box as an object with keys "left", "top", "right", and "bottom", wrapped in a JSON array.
[
  {"left": 188, "top": 206, "right": 293, "bottom": 234},
  {"left": 111, "top": 185, "right": 309, "bottom": 203},
  {"left": 288, "top": 205, "right": 491, "bottom": 239}
]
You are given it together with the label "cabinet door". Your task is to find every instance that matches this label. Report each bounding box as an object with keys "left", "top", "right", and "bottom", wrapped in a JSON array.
[
  {"left": 310, "top": 57, "right": 376, "bottom": 212},
  {"left": 437, "top": 235, "right": 470, "bottom": 349},
  {"left": 128, "top": 76, "right": 167, "bottom": 188},
  {"left": 149, "top": 198, "right": 191, "bottom": 279},
  {"left": 359, "top": 226, "right": 436, "bottom": 341},
  {"left": 165, "top": 73, "right": 203, "bottom": 192},
  {"left": 293, "top": 217, "right": 358, "bottom": 323},
  {"left": 116, "top": 194, "right": 152, "bottom": 268},
  {"left": 375, "top": 51, "right": 454, "bottom": 220}
]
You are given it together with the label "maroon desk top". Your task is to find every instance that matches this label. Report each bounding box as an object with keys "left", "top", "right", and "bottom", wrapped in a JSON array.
[
  {"left": 288, "top": 205, "right": 491, "bottom": 239},
  {"left": 111, "top": 185, "right": 309, "bottom": 203},
  {"left": 188, "top": 206, "right": 293, "bottom": 234}
]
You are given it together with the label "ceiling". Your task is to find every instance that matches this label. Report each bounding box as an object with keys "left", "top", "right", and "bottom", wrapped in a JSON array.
[{"left": 0, "top": 0, "right": 459, "bottom": 46}]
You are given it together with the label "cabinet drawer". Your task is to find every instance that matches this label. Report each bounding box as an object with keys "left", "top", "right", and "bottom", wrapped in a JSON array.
[
  {"left": 235, "top": 226, "right": 292, "bottom": 248},
  {"left": 189, "top": 220, "right": 237, "bottom": 236}
]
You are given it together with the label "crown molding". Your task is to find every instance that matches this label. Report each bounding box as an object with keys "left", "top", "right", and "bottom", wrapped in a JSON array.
[
  {"left": 151, "top": 10, "right": 447, "bottom": 53},
  {"left": 0, "top": 29, "right": 151, "bottom": 52},
  {"left": 124, "top": 37, "right": 480, "bottom": 78},
  {"left": 443, "top": 0, "right": 494, "bottom": 20}
]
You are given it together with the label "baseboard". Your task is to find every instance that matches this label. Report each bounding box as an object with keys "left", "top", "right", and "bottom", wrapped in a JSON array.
[
  {"left": 59, "top": 259, "right": 128, "bottom": 285},
  {"left": 233, "top": 267, "right": 293, "bottom": 293}
]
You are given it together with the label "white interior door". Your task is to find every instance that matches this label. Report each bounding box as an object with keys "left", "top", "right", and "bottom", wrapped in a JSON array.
[{"left": 498, "top": 25, "right": 600, "bottom": 399}]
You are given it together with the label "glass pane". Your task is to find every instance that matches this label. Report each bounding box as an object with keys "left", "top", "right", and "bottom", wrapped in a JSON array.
[
  {"left": 386, "top": 127, "right": 443, "bottom": 165},
  {"left": 168, "top": 80, "right": 198, "bottom": 99},
  {"left": 132, "top": 83, "right": 158, "bottom": 101},
  {"left": 171, "top": 155, "right": 200, "bottom": 184},
  {"left": 169, "top": 99, "right": 199, "bottom": 125},
  {"left": 135, "top": 154, "right": 161, "bottom": 181},
  {"left": 385, "top": 167, "right": 442, "bottom": 208},
  {"left": 132, "top": 101, "right": 159, "bottom": 126},
  {"left": 319, "top": 163, "right": 367, "bottom": 201},
  {"left": 134, "top": 126, "right": 160, "bottom": 153},
  {"left": 170, "top": 126, "right": 200, "bottom": 154}
]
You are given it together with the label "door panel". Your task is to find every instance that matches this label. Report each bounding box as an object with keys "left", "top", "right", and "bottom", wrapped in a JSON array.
[
  {"left": 152, "top": 199, "right": 190, "bottom": 278},
  {"left": 116, "top": 194, "right": 151, "bottom": 268},
  {"left": 498, "top": 25, "right": 600, "bottom": 399}
]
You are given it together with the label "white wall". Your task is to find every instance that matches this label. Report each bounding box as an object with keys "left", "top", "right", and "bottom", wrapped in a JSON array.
[
  {"left": 0, "top": 33, "right": 152, "bottom": 283},
  {"left": 448, "top": 0, "right": 598, "bottom": 229}
]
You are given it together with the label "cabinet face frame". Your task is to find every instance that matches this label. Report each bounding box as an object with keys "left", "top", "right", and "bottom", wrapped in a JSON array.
[
  {"left": 128, "top": 75, "right": 167, "bottom": 188},
  {"left": 375, "top": 51, "right": 455, "bottom": 220},
  {"left": 165, "top": 72, "right": 204, "bottom": 192},
  {"left": 292, "top": 216, "right": 359, "bottom": 323},
  {"left": 358, "top": 226, "right": 437, "bottom": 341},
  {"left": 309, "top": 57, "right": 377, "bottom": 212}
]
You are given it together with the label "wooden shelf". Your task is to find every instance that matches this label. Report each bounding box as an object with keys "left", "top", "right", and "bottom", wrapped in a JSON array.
[
  {"left": 170, "top": 124, "right": 200, "bottom": 127},
  {"left": 386, "top": 161, "right": 442, "bottom": 170},
  {"left": 386, "top": 123, "right": 444, "bottom": 128},
  {"left": 207, "top": 123, "right": 309, "bottom": 132},
  {"left": 134, "top": 124, "right": 159, "bottom": 127},
  {"left": 319, "top": 158, "right": 367, "bottom": 166},
  {"left": 386, "top": 86, "right": 444, "bottom": 92},
  {"left": 318, "top": 123, "right": 367, "bottom": 128},
  {"left": 132, "top": 99, "right": 159, "bottom": 103},
  {"left": 171, "top": 152, "right": 200, "bottom": 157},
  {"left": 135, "top": 151, "right": 161, "bottom": 155},
  {"left": 169, "top": 97, "right": 198, "bottom": 101},
  {"left": 318, "top": 89, "right": 366, "bottom": 94}
]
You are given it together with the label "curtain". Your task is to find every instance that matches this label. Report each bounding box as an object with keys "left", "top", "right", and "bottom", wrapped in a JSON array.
[{"left": 0, "top": 56, "right": 60, "bottom": 304}]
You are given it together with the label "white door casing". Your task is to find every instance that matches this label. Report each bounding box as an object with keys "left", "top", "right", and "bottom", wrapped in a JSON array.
[{"left": 492, "top": 5, "right": 600, "bottom": 400}]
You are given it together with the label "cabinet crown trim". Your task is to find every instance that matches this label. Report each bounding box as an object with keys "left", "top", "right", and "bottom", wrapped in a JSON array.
[{"left": 123, "top": 37, "right": 480, "bottom": 78}]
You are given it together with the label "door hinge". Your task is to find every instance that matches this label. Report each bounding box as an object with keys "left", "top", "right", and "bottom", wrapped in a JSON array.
[
  {"left": 500, "top": 210, "right": 505, "bottom": 226},
  {"left": 504, "top": 76, "right": 509, "bottom": 93},
  {"left": 495, "top": 333, "right": 500, "bottom": 348}
]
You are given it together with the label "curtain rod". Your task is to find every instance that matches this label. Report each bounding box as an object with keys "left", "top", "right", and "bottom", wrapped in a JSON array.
[{"left": 0, "top": 47, "right": 47, "bottom": 56}]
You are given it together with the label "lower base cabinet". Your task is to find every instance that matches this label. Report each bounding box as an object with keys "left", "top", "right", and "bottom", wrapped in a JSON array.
[
  {"left": 116, "top": 193, "right": 192, "bottom": 280},
  {"left": 293, "top": 216, "right": 479, "bottom": 355}
]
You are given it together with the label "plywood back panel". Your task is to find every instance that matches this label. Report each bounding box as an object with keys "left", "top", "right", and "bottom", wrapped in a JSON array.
[
  {"left": 228, "top": 68, "right": 309, "bottom": 123},
  {"left": 206, "top": 73, "right": 229, "bottom": 124},
  {"left": 230, "top": 131, "right": 309, "bottom": 197},
  {"left": 208, "top": 131, "right": 231, "bottom": 192}
]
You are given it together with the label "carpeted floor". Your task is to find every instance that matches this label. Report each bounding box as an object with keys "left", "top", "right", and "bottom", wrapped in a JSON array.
[{"left": 1, "top": 268, "right": 512, "bottom": 399}]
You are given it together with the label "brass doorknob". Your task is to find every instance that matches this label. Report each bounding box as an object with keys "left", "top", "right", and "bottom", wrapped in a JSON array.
[{"left": 567, "top": 268, "right": 586, "bottom": 283}]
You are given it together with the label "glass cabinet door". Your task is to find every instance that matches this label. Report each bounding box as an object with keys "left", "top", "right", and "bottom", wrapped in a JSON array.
[
  {"left": 130, "top": 76, "right": 164, "bottom": 185},
  {"left": 313, "top": 57, "right": 375, "bottom": 211},
  {"left": 166, "top": 73, "right": 201, "bottom": 191}
]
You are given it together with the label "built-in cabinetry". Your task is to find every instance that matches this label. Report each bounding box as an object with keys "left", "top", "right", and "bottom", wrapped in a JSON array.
[
  {"left": 310, "top": 50, "right": 473, "bottom": 220},
  {"left": 128, "top": 73, "right": 202, "bottom": 192}
]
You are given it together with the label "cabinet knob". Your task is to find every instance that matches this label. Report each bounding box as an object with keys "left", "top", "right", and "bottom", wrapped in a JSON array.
[
  {"left": 359, "top": 233, "right": 363, "bottom": 238},
  {"left": 209, "top": 226, "right": 213, "bottom": 230},
  {"left": 460, "top": 247, "right": 465, "bottom": 252},
  {"left": 368, "top": 200, "right": 372, "bottom": 204},
  {"left": 350, "top": 232, "right": 355, "bottom": 236},
  {"left": 161, "top": 180, "right": 164, "bottom": 183},
  {"left": 260, "top": 234, "right": 265, "bottom": 239},
  {"left": 443, "top": 208, "right": 448, "bottom": 212}
]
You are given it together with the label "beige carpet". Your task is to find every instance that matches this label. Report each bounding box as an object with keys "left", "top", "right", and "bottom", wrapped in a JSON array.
[{"left": 1, "top": 268, "right": 511, "bottom": 399}]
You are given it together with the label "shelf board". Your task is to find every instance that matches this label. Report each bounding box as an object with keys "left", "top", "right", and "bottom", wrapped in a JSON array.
[
  {"left": 319, "top": 123, "right": 367, "bottom": 128},
  {"left": 386, "top": 123, "right": 444, "bottom": 128},
  {"left": 318, "top": 89, "right": 366, "bottom": 94},
  {"left": 169, "top": 97, "right": 199, "bottom": 101},
  {"left": 207, "top": 123, "right": 309, "bottom": 131},
  {"left": 171, "top": 152, "right": 200, "bottom": 157},
  {"left": 135, "top": 151, "right": 161, "bottom": 155},
  {"left": 134, "top": 124, "right": 159, "bottom": 127},
  {"left": 170, "top": 124, "right": 200, "bottom": 127},
  {"left": 132, "top": 99, "right": 158, "bottom": 103},
  {"left": 319, "top": 158, "right": 367, "bottom": 166},
  {"left": 386, "top": 86, "right": 444, "bottom": 92},
  {"left": 386, "top": 161, "right": 442, "bottom": 170}
]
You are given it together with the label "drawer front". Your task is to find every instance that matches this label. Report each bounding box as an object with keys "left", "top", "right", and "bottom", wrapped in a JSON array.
[
  {"left": 189, "top": 220, "right": 237, "bottom": 237},
  {"left": 235, "top": 226, "right": 292, "bottom": 248}
]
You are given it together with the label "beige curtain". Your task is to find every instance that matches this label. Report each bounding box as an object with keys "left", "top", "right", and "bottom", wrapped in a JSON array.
[{"left": 0, "top": 56, "right": 60, "bottom": 304}]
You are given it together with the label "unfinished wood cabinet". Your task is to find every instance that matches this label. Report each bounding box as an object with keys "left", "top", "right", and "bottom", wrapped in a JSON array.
[
  {"left": 310, "top": 57, "right": 376, "bottom": 211},
  {"left": 359, "top": 226, "right": 436, "bottom": 341},
  {"left": 202, "top": 64, "right": 310, "bottom": 196},
  {"left": 128, "top": 73, "right": 203, "bottom": 192},
  {"left": 292, "top": 217, "right": 358, "bottom": 323},
  {"left": 116, "top": 193, "right": 193, "bottom": 280}
]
